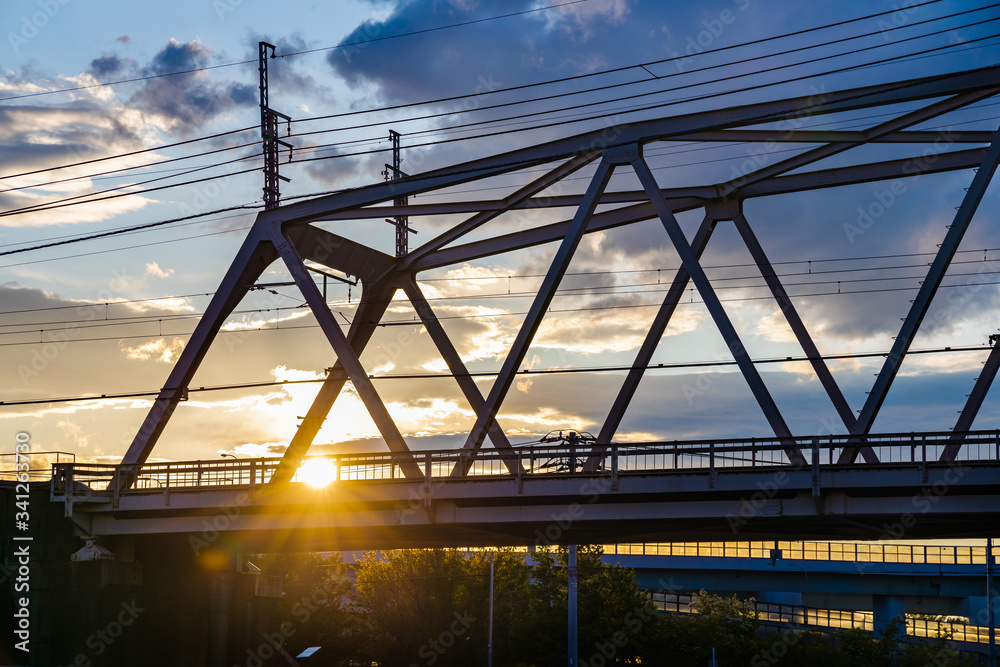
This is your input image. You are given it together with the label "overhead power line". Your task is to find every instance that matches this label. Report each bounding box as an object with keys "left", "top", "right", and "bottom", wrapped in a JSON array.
[
  {"left": 292, "top": 0, "right": 952, "bottom": 126},
  {"left": 0, "top": 343, "right": 988, "bottom": 407},
  {"left": 0, "top": 0, "right": 588, "bottom": 104},
  {"left": 1, "top": 4, "right": 990, "bottom": 223},
  {"left": 0, "top": 204, "right": 258, "bottom": 259}
]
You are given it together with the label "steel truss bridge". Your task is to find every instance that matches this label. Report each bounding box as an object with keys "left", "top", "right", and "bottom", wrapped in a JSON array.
[
  {"left": 52, "top": 430, "right": 999, "bottom": 549},
  {"left": 55, "top": 64, "right": 1000, "bottom": 547}
]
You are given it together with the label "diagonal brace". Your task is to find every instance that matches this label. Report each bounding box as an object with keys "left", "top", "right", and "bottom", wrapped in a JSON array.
[
  {"left": 733, "top": 213, "right": 857, "bottom": 433},
  {"left": 455, "top": 154, "right": 618, "bottom": 476},
  {"left": 403, "top": 279, "right": 524, "bottom": 475},
  {"left": 270, "top": 224, "right": 422, "bottom": 479},
  {"left": 843, "top": 121, "right": 1000, "bottom": 462},
  {"left": 632, "top": 154, "right": 805, "bottom": 465},
  {"left": 942, "top": 336, "right": 1000, "bottom": 462},
  {"left": 584, "top": 215, "right": 717, "bottom": 471}
]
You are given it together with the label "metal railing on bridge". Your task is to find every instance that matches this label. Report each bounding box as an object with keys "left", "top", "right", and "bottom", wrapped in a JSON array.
[
  {"left": 50, "top": 430, "right": 1000, "bottom": 501},
  {"left": 605, "top": 541, "right": 997, "bottom": 565},
  {"left": 652, "top": 592, "right": 999, "bottom": 646}
]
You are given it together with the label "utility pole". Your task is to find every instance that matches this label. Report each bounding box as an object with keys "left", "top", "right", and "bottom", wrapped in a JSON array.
[
  {"left": 488, "top": 551, "right": 495, "bottom": 667},
  {"left": 382, "top": 129, "right": 416, "bottom": 256},
  {"left": 568, "top": 544, "right": 578, "bottom": 667},
  {"left": 988, "top": 536, "right": 996, "bottom": 667},
  {"left": 259, "top": 41, "right": 292, "bottom": 209}
]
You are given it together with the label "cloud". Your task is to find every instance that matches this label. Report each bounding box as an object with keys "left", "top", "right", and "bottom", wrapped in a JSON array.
[
  {"left": 120, "top": 337, "right": 186, "bottom": 363},
  {"left": 88, "top": 54, "right": 131, "bottom": 81},
  {"left": 128, "top": 39, "right": 256, "bottom": 130},
  {"left": 144, "top": 262, "right": 174, "bottom": 278}
]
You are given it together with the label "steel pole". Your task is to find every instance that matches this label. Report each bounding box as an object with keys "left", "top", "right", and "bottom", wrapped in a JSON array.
[
  {"left": 568, "top": 545, "right": 578, "bottom": 667},
  {"left": 988, "top": 537, "right": 996, "bottom": 667},
  {"left": 488, "top": 551, "right": 495, "bottom": 667}
]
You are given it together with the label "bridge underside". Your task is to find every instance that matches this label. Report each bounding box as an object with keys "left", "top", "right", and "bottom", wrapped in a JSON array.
[{"left": 59, "top": 462, "right": 1000, "bottom": 552}]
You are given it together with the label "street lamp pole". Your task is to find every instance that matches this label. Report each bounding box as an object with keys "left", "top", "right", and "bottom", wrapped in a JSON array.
[{"left": 488, "top": 551, "right": 495, "bottom": 667}]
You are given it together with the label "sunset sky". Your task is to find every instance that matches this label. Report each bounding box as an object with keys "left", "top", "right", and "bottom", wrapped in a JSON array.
[{"left": 1, "top": 0, "right": 999, "bottom": 468}]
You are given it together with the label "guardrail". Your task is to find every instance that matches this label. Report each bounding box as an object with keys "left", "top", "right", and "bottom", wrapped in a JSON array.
[
  {"left": 652, "top": 592, "right": 999, "bottom": 646},
  {"left": 605, "top": 541, "right": 997, "bottom": 565},
  {"left": 50, "top": 429, "right": 1000, "bottom": 501}
]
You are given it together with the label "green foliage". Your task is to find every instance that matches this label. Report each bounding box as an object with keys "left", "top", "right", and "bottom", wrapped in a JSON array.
[
  {"left": 251, "top": 551, "right": 984, "bottom": 667},
  {"left": 640, "top": 591, "right": 759, "bottom": 666},
  {"left": 512, "top": 545, "right": 657, "bottom": 667},
  {"left": 351, "top": 548, "right": 530, "bottom": 667},
  {"left": 254, "top": 552, "right": 360, "bottom": 665}
]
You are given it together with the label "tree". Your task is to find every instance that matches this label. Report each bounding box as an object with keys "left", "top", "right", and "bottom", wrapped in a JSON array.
[
  {"left": 513, "top": 545, "right": 658, "bottom": 667},
  {"left": 255, "top": 551, "right": 361, "bottom": 665},
  {"left": 351, "top": 548, "right": 530, "bottom": 667},
  {"left": 641, "top": 591, "right": 759, "bottom": 666}
]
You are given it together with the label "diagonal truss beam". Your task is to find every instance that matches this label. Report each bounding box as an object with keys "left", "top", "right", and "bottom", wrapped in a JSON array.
[
  {"left": 412, "top": 148, "right": 989, "bottom": 272},
  {"left": 453, "top": 154, "right": 618, "bottom": 476},
  {"left": 584, "top": 215, "right": 717, "bottom": 471},
  {"left": 942, "top": 338, "right": 1000, "bottom": 462},
  {"left": 120, "top": 229, "right": 278, "bottom": 472},
  {"left": 270, "top": 225, "right": 422, "bottom": 479},
  {"left": 268, "top": 282, "right": 395, "bottom": 484},
  {"left": 403, "top": 280, "right": 524, "bottom": 475},
  {"left": 733, "top": 213, "right": 856, "bottom": 431},
  {"left": 718, "top": 88, "right": 999, "bottom": 199},
  {"left": 404, "top": 152, "right": 598, "bottom": 269},
  {"left": 260, "top": 66, "right": 1000, "bottom": 230},
  {"left": 842, "top": 122, "right": 1000, "bottom": 462},
  {"left": 267, "top": 226, "right": 399, "bottom": 484},
  {"left": 632, "top": 152, "right": 805, "bottom": 465}
]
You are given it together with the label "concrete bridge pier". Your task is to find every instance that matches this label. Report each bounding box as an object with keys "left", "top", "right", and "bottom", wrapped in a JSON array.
[
  {"left": 872, "top": 595, "right": 907, "bottom": 634},
  {"left": 1, "top": 483, "right": 282, "bottom": 666}
]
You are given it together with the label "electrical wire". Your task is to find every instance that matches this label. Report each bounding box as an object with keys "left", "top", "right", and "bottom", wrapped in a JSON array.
[
  {"left": 287, "top": 36, "right": 1000, "bottom": 169},
  {"left": 4, "top": 269, "right": 1000, "bottom": 345},
  {"left": 4, "top": 246, "right": 999, "bottom": 325},
  {"left": 292, "top": 0, "right": 952, "bottom": 126},
  {"left": 0, "top": 125, "right": 255, "bottom": 180},
  {"left": 0, "top": 204, "right": 258, "bottom": 258},
  {"left": 3, "top": 5, "right": 991, "bottom": 217},
  {"left": 0, "top": 343, "right": 988, "bottom": 407},
  {"left": 0, "top": 0, "right": 588, "bottom": 104},
  {"left": 0, "top": 138, "right": 261, "bottom": 197},
  {"left": 287, "top": 5, "right": 1000, "bottom": 145}
]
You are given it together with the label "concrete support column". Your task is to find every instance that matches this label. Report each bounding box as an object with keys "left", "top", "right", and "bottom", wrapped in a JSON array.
[{"left": 872, "top": 595, "right": 907, "bottom": 634}]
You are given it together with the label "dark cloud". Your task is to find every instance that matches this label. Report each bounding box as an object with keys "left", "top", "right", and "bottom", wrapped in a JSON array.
[
  {"left": 128, "top": 39, "right": 256, "bottom": 129},
  {"left": 326, "top": 0, "right": 641, "bottom": 105},
  {"left": 247, "top": 33, "right": 327, "bottom": 99},
  {"left": 88, "top": 54, "right": 129, "bottom": 81},
  {"left": 116, "top": 34, "right": 131, "bottom": 43}
]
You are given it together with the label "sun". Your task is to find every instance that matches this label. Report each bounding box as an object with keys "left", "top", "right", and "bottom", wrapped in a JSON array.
[{"left": 296, "top": 458, "right": 338, "bottom": 488}]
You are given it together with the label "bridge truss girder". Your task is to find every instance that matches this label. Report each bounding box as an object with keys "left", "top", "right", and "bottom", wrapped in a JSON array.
[{"left": 119, "top": 65, "right": 1000, "bottom": 485}]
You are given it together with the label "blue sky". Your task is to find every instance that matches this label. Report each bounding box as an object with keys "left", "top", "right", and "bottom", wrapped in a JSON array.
[{"left": 1, "top": 0, "right": 999, "bottom": 466}]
